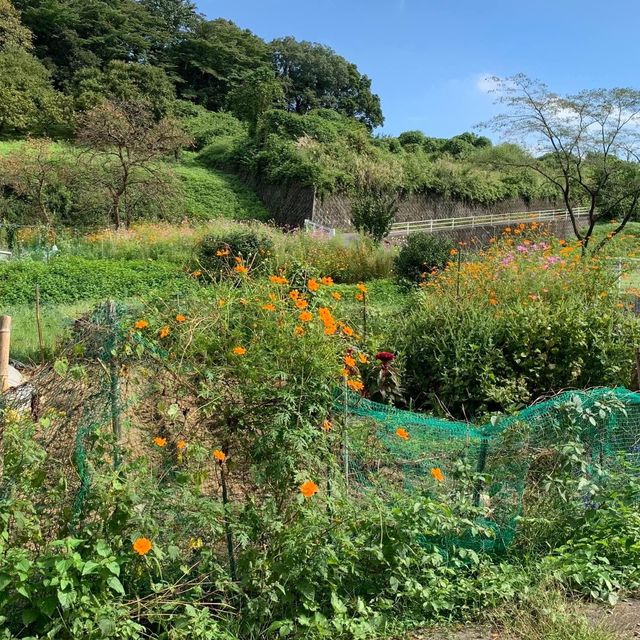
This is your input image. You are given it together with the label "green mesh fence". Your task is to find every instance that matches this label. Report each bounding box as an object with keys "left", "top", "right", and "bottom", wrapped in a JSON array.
[{"left": 341, "top": 387, "right": 640, "bottom": 551}]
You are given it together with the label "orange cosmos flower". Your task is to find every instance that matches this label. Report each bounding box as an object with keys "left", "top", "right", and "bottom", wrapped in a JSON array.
[
  {"left": 331, "top": 292, "right": 342, "bottom": 301},
  {"left": 322, "top": 420, "right": 333, "bottom": 432},
  {"left": 343, "top": 326, "right": 354, "bottom": 337},
  {"left": 324, "top": 323, "right": 337, "bottom": 336},
  {"left": 358, "top": 353, "right": 368, "bottom": 364},
  {"left": 299, "top": 310, "right": 313, "bottom": 322},
  {"left": 356, "top": 283, "right": 367, "bottom": 294},
  {"left": 234, "top": 264, "right": 248, "bottom": 275},
  {"left": 293, "top": 325, "right": 305, "bottom": 336},
  {"left": 213, "top": 449, "right": 226, "bottom": 462},
  {"left": 355, "top": 293, "right": 364, "bottom": 301},
  {"left": 396, "top": 428, "right": 410, "bottom": 441},
  {"left": 269, "top": 275, "right": 288, "bottom": 285},
  {"left": 295, "top": 298, "right": 309, "bottom": 309},
  {"left": 176, "top": 440, "right": 187, "bottom": 450},
  {"left": 344, "top": 355, "right": 356, "bottom": 368},
  {"left": 232, "top": 346, "right": 247, "bottom": 356},
  {"left": 159, "top": 326, "right": 170, "bottom": 339},
  {"left": 234, "top": 256, "right": 243, "bottom": 263},
  {"left": 135, "top": 319, "right": 149, "bottom": 330},
  {"left": 289, "top": 290, "right": 300, "bottom": 300},
  {"left": 308, "top": 279, "right": 320, "bottom": 292},
  {"left": 262, "top": 303, "right": 276, "bottom": 311},
  {"left": 431, "top": 467, "right": 445, "bottom": 482},
  {"left": 192, "top": 270, "right": 202, "bottom": 277},
  {"left": 132, "top": 537, "right": 153, "bottom": 556},
  {"left": 300, "top": 480, "right": 319, "bottom": 498},
  {"left": 175, "top": 314, "right": 187, "bottom": 323},
  {"left": 450, "top": 249, "right": 459, "bottom": 256},
  {"left": 488, "top": 297, "right": 498, "bottom": 306},
  {"left": 347, "top": 379, "right": 364, "bottom": 392},
  {"left": 321, "top": 276, "right": 334, "bottom": 286},
  {"left": 154, "top": 436, "right": 167, "bottom": 447},
  {"left": 216, "top": 249, "right": 230, "bottom": 257}
]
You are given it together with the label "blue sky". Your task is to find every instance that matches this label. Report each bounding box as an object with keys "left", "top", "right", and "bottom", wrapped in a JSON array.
[
  {"left": 198, "top": 0, "right": 640, "bottom": 137},
  {"left": 198, "top": 0, "right": 640, "bottom": 139}
]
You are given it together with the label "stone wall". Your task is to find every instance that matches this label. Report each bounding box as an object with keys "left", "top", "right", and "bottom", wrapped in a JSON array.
[{"left": 313, "top": 192, "right": 558, "bottom": 229}]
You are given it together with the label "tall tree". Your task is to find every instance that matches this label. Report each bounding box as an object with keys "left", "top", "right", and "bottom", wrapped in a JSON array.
[
  {"left": 271, "top": 37, "right": 383, "bottom": 130},
  {"left": 485, "top": 75, "right": 640, "bottom": 252},
  {"left": 72, "top": 60, "right": 177, "bottom": 118},
  {"left": 76, "top": 100, "right": 191, "bottom": 229},
  {"left": 0, "top": 0, "right": 32, "bottom": 50},
  {"left": 15, "top": 0, "right": 155, "bottom": 88},
  {"left": 172, "top": 19, "right": 271, "bottom": 111},
  {"left": 228, "top": 68, "right": 284, "bottom": 135}
]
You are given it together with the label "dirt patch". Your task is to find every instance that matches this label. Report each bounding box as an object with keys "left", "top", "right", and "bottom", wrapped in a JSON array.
[{"left": 583, "top": 598, "right": 640, "bottom": 639}]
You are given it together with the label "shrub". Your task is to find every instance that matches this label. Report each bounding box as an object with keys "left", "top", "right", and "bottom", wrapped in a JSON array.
[
  {"left": 351, "top": 190, "right": 399, "bottom": 242},
  {"left": 396, "top": 234, "right": 640, "bottom": 418},
  {"left": 394, "top": 232, "right": 454, "bottom": 285},
  {"left": 197, "top": 228, "right": 274, "bottom": 275}
]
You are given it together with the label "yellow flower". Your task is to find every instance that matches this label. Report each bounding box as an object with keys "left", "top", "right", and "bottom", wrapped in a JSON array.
[
  {"left": 322, "top": 420, "right": 333, "bottom": 432},
  {"left": 358, "top": 353, "right": 368, "bottom": 364},
  {"left": 294, "top": 326, "right": 305, "bottom": 336},
  {"left": 132, "top": 537, "right": 153, "bottom": 556},
  {"left": 159, "top": 326, "right": 170, "bottom": 339},
  {"left": 232, "top": 346, "right": 247, "bottom": 356}
]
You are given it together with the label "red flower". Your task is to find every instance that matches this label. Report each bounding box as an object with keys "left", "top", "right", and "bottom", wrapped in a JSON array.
[{"left": 375, "top": 351, "right": 396, "bottom": 364}]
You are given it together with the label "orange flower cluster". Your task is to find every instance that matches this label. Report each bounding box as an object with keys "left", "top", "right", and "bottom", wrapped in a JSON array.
[{"left": 300, "top": 480, "right": 319, "bottom": 498}]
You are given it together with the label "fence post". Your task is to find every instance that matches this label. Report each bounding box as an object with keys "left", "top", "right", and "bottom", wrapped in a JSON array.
[
  {"left": 0, "top": 316, "right": 11, "bottom": 392},
  {"left": 107, "top": 301, "right": 121, "bottom": 467},
  {"left": 35, "top": 286, "right": 45, "bottom": 364}
]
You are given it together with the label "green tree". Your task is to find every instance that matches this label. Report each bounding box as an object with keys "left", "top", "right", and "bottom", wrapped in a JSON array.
[
  {"left": 72, "top": 60, "right": 177, "bottom": 118},
  {"left": 0, "top": 0, "right": 32, "bottom": 50},
  {"left": 351, "top": 189, "right": 398, "bottom": 242},
  {"left": 228, "top": 68, "right": 284, "bottom": 135},
  {"left": 271, "top": 37, "right": 383, "bottom": 130},
  {"left": 172, "top": 18, "right": 271, "bottom": 110},
  {"left": 486, "top": 75, "right": 640, "bottom": 252},
  {"left": 0, "top": 45, "right": 69, "bottom": 135},
  {"left": 15, "top": 0, "right": 155, "bottom": 88}
]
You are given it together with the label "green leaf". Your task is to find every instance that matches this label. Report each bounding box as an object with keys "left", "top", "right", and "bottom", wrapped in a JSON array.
[
  {"left": 107, "top": 576, "right": 125, "bottom": 596},
  {"left": 106, "top": 561, "right": 120, "bottom": 576},
  {"left": 81, "top": 561, "right": 99, "bottom": 576}
]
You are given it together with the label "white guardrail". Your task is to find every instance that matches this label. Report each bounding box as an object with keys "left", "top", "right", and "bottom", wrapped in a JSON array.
[
  {"left": 388, "top": 207, "right": 590, "bottom": 235},
  {"left": 304, "top": 219, "right": 337, "bottom": 236}
]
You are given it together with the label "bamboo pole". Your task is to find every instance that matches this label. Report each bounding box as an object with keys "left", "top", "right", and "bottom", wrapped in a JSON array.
[
  {"left": 35, "top": 285, "right": 45, "bottom": 364},
  {"left": 0, "top": 316, "right": 11, "bottom": 392}
]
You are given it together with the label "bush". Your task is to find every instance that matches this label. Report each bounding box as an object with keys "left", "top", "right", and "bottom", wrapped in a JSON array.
[
  {"left": 396, "top": 235, "right": 640, "bottom": 418},
  {"left": 197, "top": 228, "right": 274, "bottom": 275},
  {"left": 351, "top": 190, "right": 398, "bottom": 242},
  {"left": 394, "top": 232, "right": 454, "bottom": 285}
]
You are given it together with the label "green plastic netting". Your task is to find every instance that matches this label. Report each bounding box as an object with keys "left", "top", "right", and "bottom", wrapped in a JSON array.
[{"left": 341, "top": 387, "right": 640, "bottom": 551}]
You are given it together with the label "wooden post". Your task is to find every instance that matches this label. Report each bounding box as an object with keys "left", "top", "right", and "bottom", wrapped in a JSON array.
[
  {"left": 107, "top": 301, "right": 121, "bottom": 467},
  {"left": 35, "top": 285, "right": 45, "bottom": 364},
  {"left": 0, "top": 316, "right": 11, "bottom": 392}
]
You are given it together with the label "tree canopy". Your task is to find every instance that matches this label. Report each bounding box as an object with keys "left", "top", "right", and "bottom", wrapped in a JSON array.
[{"left": 271, "top": 37, "right": 383, "bottom": 130}]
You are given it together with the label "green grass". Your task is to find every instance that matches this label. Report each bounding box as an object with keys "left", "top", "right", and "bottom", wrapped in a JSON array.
[
  {"left": 175, "top": 155, "right": 270, "bottom": 221},
  {"left": 6, "top": 301, "right": 95, "bottom": 363}
]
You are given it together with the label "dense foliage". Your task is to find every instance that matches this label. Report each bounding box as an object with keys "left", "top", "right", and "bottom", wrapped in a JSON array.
[
  {"left": 397, "top": 228, "right": 640, "bottom": 418},
  {"left": 394, "top": 232, "right": 454, "bottom": 285}
]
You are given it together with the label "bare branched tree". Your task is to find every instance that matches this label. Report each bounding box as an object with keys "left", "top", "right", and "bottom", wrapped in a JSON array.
[
  {"left": 483, "top": 75, "right": 640, "bottom": 252},
  {"left": 76, "top": 100, "right": 192, "bottom": 229}
]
